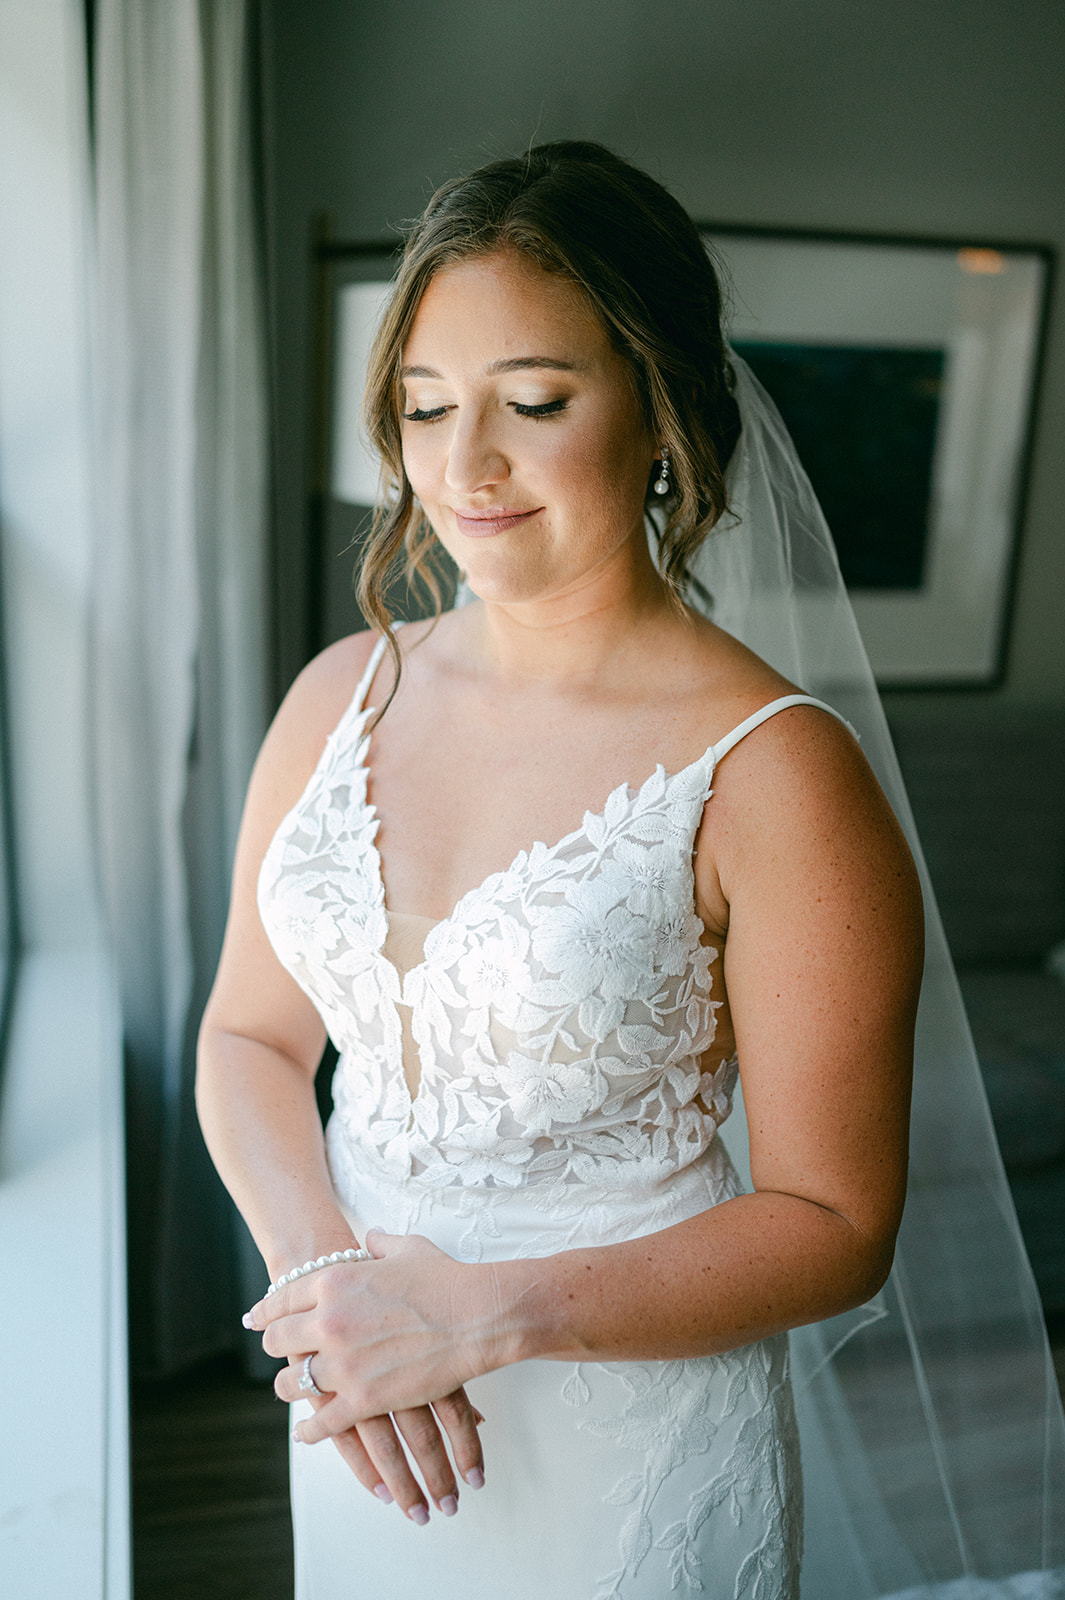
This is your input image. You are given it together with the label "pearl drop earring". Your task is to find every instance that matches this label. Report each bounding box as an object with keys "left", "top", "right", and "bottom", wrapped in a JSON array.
[{"left": 653, "top": 448, "right": 671, "bottom": 496}]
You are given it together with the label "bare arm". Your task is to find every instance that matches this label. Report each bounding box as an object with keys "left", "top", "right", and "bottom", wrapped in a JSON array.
[
  {"left": 196, "top": 632, "right": 485, "bottom": 1519},
  {"left": 197, "top": 638, "right": 361, "bottom": 1273},
  {"left": 252, "top": 706, "right": 922, "bottom": 1434}
]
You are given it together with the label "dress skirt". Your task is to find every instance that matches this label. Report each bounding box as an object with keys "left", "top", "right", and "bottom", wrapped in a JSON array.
[{"left": 289, "top": 1133, "right": 803, "bottom": 1600}]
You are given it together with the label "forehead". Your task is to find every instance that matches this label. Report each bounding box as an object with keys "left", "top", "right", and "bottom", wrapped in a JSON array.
[{"left": 402, "top": 250, "right": 613, "bottom": 370}]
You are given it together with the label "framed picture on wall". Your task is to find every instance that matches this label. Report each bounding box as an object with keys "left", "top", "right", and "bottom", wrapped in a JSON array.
[
  {"left": 704, "top": 229, "right": 1051, "bottom": 686},
  {"left": 306, "top": 238, "right": 402, "bottom": 650},
  {"left": 314, "top": 228, "right": 1051, "bottom": 685}
]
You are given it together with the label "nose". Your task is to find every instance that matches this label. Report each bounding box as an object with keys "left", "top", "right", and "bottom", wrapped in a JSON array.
[{"left": 443, "top": 412, "right": 509, "bottom": 495}]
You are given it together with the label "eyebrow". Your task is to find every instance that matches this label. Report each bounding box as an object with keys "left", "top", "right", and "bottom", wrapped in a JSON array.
[{"left": 399, "top": 356, "right": 584, "bottom": 379}]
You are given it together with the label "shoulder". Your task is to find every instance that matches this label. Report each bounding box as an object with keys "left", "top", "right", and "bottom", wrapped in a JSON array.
[
  {"left": 707, "top": 687, "right": 894, "bottom": 862},
  {"left": 282, "top": 628, "right": 384, "bottom": 727},
  {"left": 664, "top": 614, "right": 803, "bottom": 756},
  {"left": 697, "top": 695, "right": 920, "bottom": 935},
  {"left": 711, "top": 695, "right": 875, "bottom": 825},
  {"left": 674, "top": 613, "right": 857, "bottom": 778},
  {"left": 246, "top": 630, "right": 386, "bottom": 834},
  {"left": 678, "top": 622, "right": 918, "bottom": 933}
]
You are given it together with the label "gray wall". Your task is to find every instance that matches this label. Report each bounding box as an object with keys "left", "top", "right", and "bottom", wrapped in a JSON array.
[{"left": 261, "top": 0, "right": 1065, "bottom": 707}]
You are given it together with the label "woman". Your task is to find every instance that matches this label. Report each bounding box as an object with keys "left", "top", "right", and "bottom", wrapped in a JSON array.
[{"left": 197, "top": 143, "right": 925, "bottom": 1599}]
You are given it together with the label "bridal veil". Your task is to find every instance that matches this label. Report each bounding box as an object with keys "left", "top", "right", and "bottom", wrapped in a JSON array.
[{"left": 691, "top": 353, "right": 1065, "bottom": 1598}]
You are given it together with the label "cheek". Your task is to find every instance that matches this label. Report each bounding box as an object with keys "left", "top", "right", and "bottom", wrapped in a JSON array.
[
  {"left": 535, "top": 430, "right": 582, "bottom": 495},
  {"left": 399, "top": 433, "right": 434, "bottom": 499},
  {"left": 568, "top": 417, "right": 652, "bottom": 519}
]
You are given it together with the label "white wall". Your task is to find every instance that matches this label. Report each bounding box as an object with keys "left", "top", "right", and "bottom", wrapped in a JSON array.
[{"left": 262, "top": 0, "right": 1065, "bottom": 704}]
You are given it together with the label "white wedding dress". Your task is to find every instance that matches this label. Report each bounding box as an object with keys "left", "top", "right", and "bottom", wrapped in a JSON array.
[{"left": 257, "top": 632, "right": 854, "bottom": 1600}]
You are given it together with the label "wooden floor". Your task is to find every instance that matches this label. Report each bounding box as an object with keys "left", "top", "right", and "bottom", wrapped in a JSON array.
[
  {"left": 132, "top": 1356, "right": 293, "bottom": 1600},
  {"left": 132, "top": 1342, "right": 1065, "bottom": 1599}
]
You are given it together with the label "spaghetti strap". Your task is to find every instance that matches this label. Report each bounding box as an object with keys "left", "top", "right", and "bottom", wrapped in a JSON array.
[
  {"left": 711, "top": 694, "right": 855, "bottom": 764},
  {"left": 325, "top": 632, "right": 394, "bottom": 748},
  {"left": 351, "top": 632, "right": 391, "bottom": 715}
]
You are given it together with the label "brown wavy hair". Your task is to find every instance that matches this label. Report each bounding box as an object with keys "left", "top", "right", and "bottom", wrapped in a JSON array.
[{"left": 359, "top": 140, "right": 740, "bottom": 708}]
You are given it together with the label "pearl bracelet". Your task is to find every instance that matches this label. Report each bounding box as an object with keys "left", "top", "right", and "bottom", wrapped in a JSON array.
[{"left": 265, "top": 1247, "right": 371, "bottom": 1298}]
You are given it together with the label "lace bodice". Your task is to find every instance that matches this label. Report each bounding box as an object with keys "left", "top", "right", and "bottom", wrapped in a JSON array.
[{"left": 258, "top": 635, "right": 844, "bottom": 1195}]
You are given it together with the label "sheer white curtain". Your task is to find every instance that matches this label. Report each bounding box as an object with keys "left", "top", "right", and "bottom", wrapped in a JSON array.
[{"left": 91, "top": 0, "right": 267, "bottom": 1372}]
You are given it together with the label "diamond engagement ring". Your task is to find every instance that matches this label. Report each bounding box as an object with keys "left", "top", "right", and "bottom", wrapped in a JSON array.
[{"left": 298, "top": 1353, "right": 323, "bottom": 1397}]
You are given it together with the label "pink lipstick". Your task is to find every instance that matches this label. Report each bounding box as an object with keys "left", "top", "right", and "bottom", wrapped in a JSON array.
[{"left": 454, "top": 507, "right": 542, "bottom": 537}]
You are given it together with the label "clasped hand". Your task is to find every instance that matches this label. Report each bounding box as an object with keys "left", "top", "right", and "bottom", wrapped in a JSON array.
[{"left": 245, "top": 1231, "right": 489, "bottom": 1522}]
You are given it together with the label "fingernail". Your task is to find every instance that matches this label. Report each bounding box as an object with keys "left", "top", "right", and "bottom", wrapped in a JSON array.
[
  {"left": 472, "top": 1409, "right": 486, "bottom": 1425},
  {"left": 241, "top": 1312, "right": 255, "bottom": 1330},
  {"left": 464, "top": 1467, "right": 485, "bottom": 1490},
  {"left": 373, "top": 1483, "right": 394, "bottom": 1504},
  {"left": 439, "top": 1494, "right": 458, "bottom": 1517},
  {"left": 291, "top": 1428, "right": 303, "bottom": 1444},
  {"left": 408, "top": 1504, "right": 430, "bottom": 1526}
]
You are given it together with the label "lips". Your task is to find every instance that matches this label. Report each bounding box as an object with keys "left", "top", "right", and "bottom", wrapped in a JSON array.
[{"left": 453, "top": 506, "right": 542, "bottom": 537}]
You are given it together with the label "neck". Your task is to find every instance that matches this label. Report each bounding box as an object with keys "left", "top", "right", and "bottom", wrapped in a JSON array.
[{"left": 468, "top": 534, "right": 678, "bottom": 686}]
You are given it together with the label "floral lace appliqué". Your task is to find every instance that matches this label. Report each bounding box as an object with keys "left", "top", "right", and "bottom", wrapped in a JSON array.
[
  {"left": 563, "top": 1344, "right": 801, "bottom": 1600},
  {"left": 258, "top": 678, "right": 740, "bottom": 1198}
]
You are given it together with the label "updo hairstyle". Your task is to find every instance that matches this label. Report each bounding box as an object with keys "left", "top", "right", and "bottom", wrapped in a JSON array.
[{"left": 359, "top": 140, "right": 740, "bottom": 683}]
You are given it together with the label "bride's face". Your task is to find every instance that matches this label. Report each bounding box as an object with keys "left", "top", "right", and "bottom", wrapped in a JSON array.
[{"left": 399, "top": 250, "right": 658, "bottom": 606}]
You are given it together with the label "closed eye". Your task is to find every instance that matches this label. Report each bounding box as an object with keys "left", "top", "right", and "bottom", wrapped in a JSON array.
[
  {"left": 401, "top": 398, "right": 569, "bottom": 422},
  {"left": 401, "top": 405, "right": 448, "bottom": 422},
  {"left": 513, "top": 399, "right": 568, "bottom": 418}
]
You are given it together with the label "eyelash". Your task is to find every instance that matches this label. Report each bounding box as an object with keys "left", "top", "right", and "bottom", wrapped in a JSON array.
[
  {"left": 516, "top": 399, "right": 568, "bottom": 419},
  {"left": 401, "top": 399, "right": 569, "bottom": 423}
]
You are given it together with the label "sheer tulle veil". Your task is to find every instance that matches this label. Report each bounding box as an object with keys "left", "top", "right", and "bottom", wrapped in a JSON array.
[{"left": 689, "top": 353, "right": 1065, "bottom": 1597}]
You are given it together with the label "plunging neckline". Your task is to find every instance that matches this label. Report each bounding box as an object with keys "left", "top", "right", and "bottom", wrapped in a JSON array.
[
  {"left": 356, "top": 703, "right": 719, "bottom": 988},
  {"left": 354, "top": 706, "right": 723, "bottom": 1108}
]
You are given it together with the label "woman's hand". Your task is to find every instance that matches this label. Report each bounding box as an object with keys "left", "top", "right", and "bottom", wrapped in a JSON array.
[
  {"left": 281, "top": 1379, "right": 484, "bottom": 1523},
  {"left": 246, "top": 1234, "right": 504, "bottom": 1512}
]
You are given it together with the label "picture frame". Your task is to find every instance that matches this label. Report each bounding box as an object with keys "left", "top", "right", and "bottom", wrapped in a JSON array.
[
  {"left": 313, "top": 228, "right": 1052, "bottom": 686},
  {"left": 306, "top": 237, "right": 402, "bottom": 651},
  {"left": 703, "top": 228, "right": 1052, "bottom": 686}
]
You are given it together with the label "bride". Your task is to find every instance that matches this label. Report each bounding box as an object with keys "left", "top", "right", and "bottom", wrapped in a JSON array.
[{"left": 196, "top": 143, "right": 1052, "bottom": 1599}]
